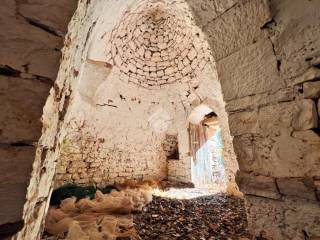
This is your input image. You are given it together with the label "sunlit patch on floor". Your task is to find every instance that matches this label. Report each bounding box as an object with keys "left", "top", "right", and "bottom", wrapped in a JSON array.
[{"left": 152, "top": 184, "right": 226, "bottom": 200}]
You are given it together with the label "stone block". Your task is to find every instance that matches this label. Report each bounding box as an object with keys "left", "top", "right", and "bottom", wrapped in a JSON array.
[
  {"left": 0, "top": 76, "right": 51, "bottom": 143},
  {"left": 245, "top": 195, "right": 284, "bottom": 239},
  {"left": 204, "top": 0, "right": 271, "bottom": 60},
  {"left": 283, "top": 197, "right": 320, "bottom": 239},
  {"left": 270, "top": 0, "right": 320, "bottom": 80},
  {"left": 236, "top": 172, "right": 281, "bottom": 199},
  {"left": 186, "top": 0, "right": 237, "bottom": 27},
  {"left": 232, "top": 134, "right": 254, "bottom": 172},
  {"left": 0, "top": 15, "right": 62, "bottom": 79},
  {"left": 225, "top": 87, "right": 296, "bottom": 112},
  {"left": 233, "top": 129, "right": 320, "bottom": 178},
  {"left": 217, "top": 38, "right": 283, "bottom": 101},
  {"left": 276, "top": 177, "right": 317, "bottom": 201},
  {"left": 0, "top": 146, "right": 35, "bottom": 225},
  {"left": 292, "top": 67, "right": 320, "bottom": 86},
  {"left": 229, "top": 110, "right": 258, "bottom": 136},
  {"left": 229, "top": 99, "right": 318, "bottom": 136},
  {"left": 245, "top": 195, "right": 320, "bottom": 239},
  {"left": 18, "top": 0, "right": 78, "bottom": 36},
  {"left": 292, "top": 99, "right": 319, "bottom": 130},
  {"left": 303, "top": 81, "right": 320, "bottom": 98},
  {"left": 259, "top": 99, "right": 318, "bottom": 134},
  {"left": 292, "top": 130, "right": 320, "bottom": 143}
]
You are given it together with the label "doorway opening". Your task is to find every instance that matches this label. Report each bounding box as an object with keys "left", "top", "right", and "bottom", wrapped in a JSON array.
[{"left": 190, "top": 111, "right": 226, "bottom": 190}]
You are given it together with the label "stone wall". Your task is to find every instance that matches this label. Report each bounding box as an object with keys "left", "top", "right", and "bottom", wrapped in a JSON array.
[
  {"left": 0, "top": 0, "right": 77, "bottom": 230},
  {"left": 53, "top": 0, "right": 237, "bottom": 188},
  {"left": 187, "top": 0, "right": 320, "bottom": 238},
  {"left": 12, "top": 0, "right": 320, "bottom": 239}
]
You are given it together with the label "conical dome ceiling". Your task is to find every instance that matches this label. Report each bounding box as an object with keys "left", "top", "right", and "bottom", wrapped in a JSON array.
[{"left": 106, "top": 0, "right": 211, "bottom": 89}]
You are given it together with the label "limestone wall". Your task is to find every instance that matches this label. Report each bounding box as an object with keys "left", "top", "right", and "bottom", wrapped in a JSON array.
[
  {"left": 188, "top": 0, "right": 320, "bottom": 238},
  {"left": 13, "top": 0, "right": 320, "bottom": 239},
  {"left": 54, "top": 0, "right": 236, "bottom": 188},
  {"left": 0, "top": 0, "right": 77, "bottom": 229}
]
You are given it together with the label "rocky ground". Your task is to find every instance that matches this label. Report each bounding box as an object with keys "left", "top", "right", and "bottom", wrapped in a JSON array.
[{"left": 134, "top": 193, "right": 252, "bottom": 240}]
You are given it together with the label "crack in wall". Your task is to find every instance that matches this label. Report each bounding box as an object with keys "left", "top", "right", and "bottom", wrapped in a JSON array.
[{"left": 18, "top": 13, "right": 61, "bottom": 37}]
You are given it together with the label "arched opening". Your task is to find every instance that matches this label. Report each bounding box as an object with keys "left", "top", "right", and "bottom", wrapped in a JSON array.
[
  {"left": 37, "top": 0, "right": 245, "bottom": 238},
  {"left": 189, "top": 109, "right": 226, "bottom": 188}
]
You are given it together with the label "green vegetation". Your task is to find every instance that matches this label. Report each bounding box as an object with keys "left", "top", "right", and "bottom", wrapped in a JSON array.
[{"left": 50, "top": 184, "right": 117, "bottom": 206}]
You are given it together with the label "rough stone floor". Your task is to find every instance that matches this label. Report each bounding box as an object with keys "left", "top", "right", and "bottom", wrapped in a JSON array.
[{"left": 134, "top": 193, "right": 251, "bottom": 240}]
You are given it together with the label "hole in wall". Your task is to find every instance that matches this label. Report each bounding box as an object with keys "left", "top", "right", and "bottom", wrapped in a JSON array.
[
  {"left": 163, "top": 134, "right": 179, "bottom": 160},
  {"left": 0, "top": 65, "right": 21, "bottom": 77}
]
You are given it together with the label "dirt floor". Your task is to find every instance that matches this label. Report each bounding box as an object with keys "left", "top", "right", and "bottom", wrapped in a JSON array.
[
  {"left": 42, "top": 184, "right": 252, "bottom": 240},
  {"left": 134, "top": 193, "right": 251, "bottom": 240}
]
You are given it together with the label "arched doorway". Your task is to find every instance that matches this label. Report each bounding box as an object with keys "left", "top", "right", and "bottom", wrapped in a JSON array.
[{"left": 189, "top": 111, "right": 226, "bottom": 187}]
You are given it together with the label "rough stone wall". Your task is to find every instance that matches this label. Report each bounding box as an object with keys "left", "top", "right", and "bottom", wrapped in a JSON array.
[
  {"left": 54, "top": 0, "right": 237, "bottom": 188},
  {"left": 0, "top": 0, "right": 77, "bottom": 229},
  {"left": 187, "top": 0, "right": 320, "bottom": 238},
  {"left": 14, "top": 0, "right": 320, "bottom": 239}
]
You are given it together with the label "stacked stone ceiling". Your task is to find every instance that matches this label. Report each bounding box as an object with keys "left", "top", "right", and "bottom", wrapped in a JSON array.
[{"left": 106, "top": 0, "right": 212, "bottom": 89}]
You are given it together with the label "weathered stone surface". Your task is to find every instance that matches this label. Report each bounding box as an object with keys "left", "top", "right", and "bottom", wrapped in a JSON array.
[
  {"left": 229, "top": 110, "right": 258, "bottom": 136},
  {"left": 236, "top": 172, "right": 281, "bottom": 199},
  {"left": 0, "top": 0, "right": 77, "bottom": 238},
  {"left": 234, "top": 129, "right": 320, "bottom": 178},
  {"left": 311, "top": 56, "right": 320, "bottom": 67},
  {"left": 0, "top": 76, "right": 51, "bottom": 143},
  {"left": 229, "top": 99, "right": 318, "bottom": 137},
  {"left": 217, "top": 38, "right": 283, "bottom": 101},
  {"left": 315, "top": 179, "right": 320, "bottom": 200},
  {"left": 303, "top": 81, "right": 320, "bottom": 98},
  {"left": 226, "top": 87, "right": 296, "bottom": 112},
  {"left": 245, "top": 195, "right": 284, "bottom": 239},
  {"left": 318, "top": 99, "right": 320, "bottom": 118},
  {"left": 292, "top": 67, "right": 320, "bottom": 86},
  {"left": 0, "top": 0, "right": 17, "bottom": 18},
  {"left": 292, "top": 130, "right": 320, "bottom": 143},
  {"left": 18, "top": 0, "right": 78, "bottom": 36},
  {"left": 204, "top": 0, "right": 271, "bottom": 60},
  {"left": 259, "top": 99, "right": 318, "bottom": 133},
  {"left": 0, "top": 146, "right": 35, "bottom": 225},
  {"left": 277, "top": 177, "right": 316, "bottom": 201},
  {"left": 270, "top": 0, "right": 320, "bottom": 81},
  {"left": 7, "top": 0, "right": 320, "bottom": 239},
  {"left": 186, "top": 0, "right": 237, "bottom": 27},
  {"left": 245, "top": 195, "right": 320, "bottom": 239},
  {"left": 232, "top": 134, "right": 254, "bottom": 170},
  {"left": 283, "top": 197, "right": 320, "bottom": 239},
  {"left": 0, "top": 0, "right": 63, "bottom": 80},
  {"left": 291, "top": 99, "right": 318, "bottom": 130}
]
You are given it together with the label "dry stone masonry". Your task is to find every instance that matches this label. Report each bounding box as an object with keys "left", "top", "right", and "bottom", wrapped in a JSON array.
[
  {"left": 107, "top": 0, "right": 211, "bottom": 88},
  {"left": 186, "top": 0, "right": 320, "bottom": 238},
  {"left": 52, "top": 0, "right": 236, "bottom": 190}
]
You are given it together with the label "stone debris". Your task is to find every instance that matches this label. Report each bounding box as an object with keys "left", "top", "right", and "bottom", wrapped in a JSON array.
[
  {"left": 134, "top": 194, "right": 251, "bottom": 240},
  {"left": 43, "top": 189, "right": 251, "bottom": 240}
]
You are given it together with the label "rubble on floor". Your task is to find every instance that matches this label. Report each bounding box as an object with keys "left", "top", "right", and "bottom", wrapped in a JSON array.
[
  {"left": 134, "top": 193, "right": 251, "bottom": 240},
  {"left": 43, "top": 182, "right": 251, "bottom": 240}
]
